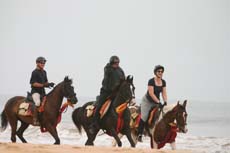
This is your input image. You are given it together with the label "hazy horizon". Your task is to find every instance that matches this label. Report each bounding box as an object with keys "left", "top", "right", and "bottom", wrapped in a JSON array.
[{"left": 0, "top": 0, "right": 229, "bottom": 102}]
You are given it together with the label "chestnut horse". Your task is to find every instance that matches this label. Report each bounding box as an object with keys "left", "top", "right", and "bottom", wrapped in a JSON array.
[
  {"left": 112, "top": 100, "right": 188, "bottom": 149},
  {"left": 72, "top": 76, "right": 136, "bottom": 147},
  {"left": 0, "top": 76, "right": 78, "bottom": 144}
]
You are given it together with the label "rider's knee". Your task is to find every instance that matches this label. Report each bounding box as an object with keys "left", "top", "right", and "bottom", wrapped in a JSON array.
[{"left": 32, "top": 93, "right": 41, "bottom": 106}]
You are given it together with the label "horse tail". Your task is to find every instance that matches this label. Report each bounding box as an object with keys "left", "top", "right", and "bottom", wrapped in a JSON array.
[
  {"left": 0, "top": 110, "right": 8, "bottom": 131},
  {"left": 72, "top": 107, "right": 83, "bottom": 134}
]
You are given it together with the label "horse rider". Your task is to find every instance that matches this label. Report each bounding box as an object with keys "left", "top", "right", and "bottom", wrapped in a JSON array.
[
  {"left": 137, "top": 65, "right": 168, "bottom": 142},
  {"left": 88, "top": 55, "right": 125, "bottom": 134},
  {"left": 30, "top": 56, "right": 55, "bottom": 125}
]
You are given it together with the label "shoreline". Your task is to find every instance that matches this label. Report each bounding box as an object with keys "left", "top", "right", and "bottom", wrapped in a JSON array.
[{"left": 0, "top": 142, "right": 196, "bottom": 153}]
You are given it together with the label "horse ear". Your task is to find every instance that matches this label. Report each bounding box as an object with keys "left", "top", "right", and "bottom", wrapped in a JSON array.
[
  {"left": 172, "top": 101, "right": 180, "bottom": 112},
  {"left": 64, "top": 76, "right": 69, "bottom": 82},
  {"left": 126, "top": 75, "right": 133, "bottom": 84},
  {"left": 173, "top": 103, "right": 179, "bottom": 112},
  {"left": 64, "top": 76, "right": 71, "bottom": 83},
  {"left": 183, "top": 100, "right": 187, "bottom": 108},
  {"left": 177, "top": 100, "right": 180, "bottom": 106}
]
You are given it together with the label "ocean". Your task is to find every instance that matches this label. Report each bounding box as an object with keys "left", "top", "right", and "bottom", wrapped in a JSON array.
[{"left": 0, "top": 95, "right": 230, "bottom": 153}]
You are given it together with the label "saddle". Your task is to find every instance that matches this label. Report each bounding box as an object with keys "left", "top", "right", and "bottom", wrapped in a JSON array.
[
  {"left": 130, "top": 111, "right": 141, "bottom": 128},
  {"left": 86, "top": 99, "right": 129, "bottom": 119},
  {"left": 86, "top": 99, "right": 112, "bottom": 118},
  {"left": 18, "top": 93, "right": 46, "bottom": 116},
  {"left": 147, "top": 107, "right": 160, "bottom": 126}
]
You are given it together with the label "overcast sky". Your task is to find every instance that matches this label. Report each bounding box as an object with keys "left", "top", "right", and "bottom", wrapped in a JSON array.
[{"left": 0, "top": 0, "right": 229, "bottom": 102}]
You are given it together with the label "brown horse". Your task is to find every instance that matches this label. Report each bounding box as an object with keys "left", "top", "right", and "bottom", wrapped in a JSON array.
[
  {"left": 112, "top": 100, "right": 188, "bottom": 150},
  {"left": 72, "top": 75, "right": 136, "bottom": 147},
  {"left": 0, "top": 76, "right": 78, "bottom": 144}
]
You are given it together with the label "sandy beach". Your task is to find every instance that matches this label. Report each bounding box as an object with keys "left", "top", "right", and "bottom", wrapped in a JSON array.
[{"left": 0, "top": 142, "right": 196, "bottom": 153}]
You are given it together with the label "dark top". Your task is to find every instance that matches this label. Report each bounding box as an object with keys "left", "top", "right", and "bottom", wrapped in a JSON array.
[
  {"left": 30, "top": 69, "right": 48, "bottom": 95},
  {"left": 146, "top": 78, "right": 166, "bottom": 103},
  {"left": 101, "top": 63, "right": 125, "bottom": 94}
]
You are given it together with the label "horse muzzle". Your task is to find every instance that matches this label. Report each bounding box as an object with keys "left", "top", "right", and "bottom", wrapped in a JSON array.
[
  {"left": 67, "top": 96, "right": 78, "bottom": 105},
  {"left": 179, "top": 125, "right": 188, "bottom": 133}
]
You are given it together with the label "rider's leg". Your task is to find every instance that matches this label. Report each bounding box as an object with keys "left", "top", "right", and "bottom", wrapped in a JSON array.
[
  {"left": 89, "top": 92, "right": 110, "bottom": 134},
  {"left": 137, "top": 119, "right": 145, "bottom": 142},
  {"left": 32, "top": 93, "right": 41, "bottom": 126},
  {"left": 152, "top": 108, "right": 161, "bottom": 126},
  {"left": 137, "top": 96, "right": 154, "bottom": 142}
]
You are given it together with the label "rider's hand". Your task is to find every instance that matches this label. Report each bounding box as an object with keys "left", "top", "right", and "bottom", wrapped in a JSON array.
[
  {"left": 43, "top": 82, "right": 49, "bottom": 87},
  {"left": 48, "top": 82, "right": 55, "bottom": 88},
  {"left": 158, "top": 102, "right": 164, "bottom": 109}
]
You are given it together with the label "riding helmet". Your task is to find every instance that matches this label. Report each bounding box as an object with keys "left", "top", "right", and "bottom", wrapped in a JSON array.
[
  {"left": 154, "top": 65, "right": 164, "bottom": 74},
  {"left": 36, "top": 56, "right": 47, "bottom": 63},
  {"left": 109, "top": 55, "right": 120, "bottom": 64}
]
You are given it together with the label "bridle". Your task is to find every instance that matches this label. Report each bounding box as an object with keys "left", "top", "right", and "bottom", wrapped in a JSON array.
[{"left": 175, "top": 107, "right": 188, "bottom": 131}]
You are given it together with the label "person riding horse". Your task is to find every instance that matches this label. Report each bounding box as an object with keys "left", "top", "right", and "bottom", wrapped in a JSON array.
[
  {"left": 137, "top": 65, "right": 168, "bottom": 142},
  {"left": 30, "top": 56, "right": 55, "bottom": 125},
  {"left": 88, "top": 55, "right": 125, "bottom": 134}
]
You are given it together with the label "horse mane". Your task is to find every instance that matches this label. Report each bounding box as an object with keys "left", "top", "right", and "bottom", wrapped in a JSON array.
[
  {"left": 158, "top": 103, "right": 177, "bottom": 121},
  {"left": 46, "top": 76, "right": 72, "bottom": 96},
  {"left": 46, "top": 82, "right": 62, "bottom": 96}
]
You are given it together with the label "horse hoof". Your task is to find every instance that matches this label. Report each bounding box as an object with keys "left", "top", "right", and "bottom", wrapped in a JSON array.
[
  {"left": 85, "top": 143, "right": 94, "bottom": 146},
  {"left": 54, "top": 141, "right": 60, "bottom": 145}
]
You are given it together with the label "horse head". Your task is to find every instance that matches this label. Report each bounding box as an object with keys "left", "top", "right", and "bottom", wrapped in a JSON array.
[
  {"left": 62, "top": 76, "right": 78, "bottom": 105},
  {"left": 113, "top": 75, "right": 135, "bottom": 107},
  {"left": 173, "top": 100, "right": 188, "bottom": 133}
]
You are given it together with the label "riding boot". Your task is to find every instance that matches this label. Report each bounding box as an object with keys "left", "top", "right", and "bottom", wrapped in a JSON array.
[
  {"left": 137, "top": 119, "right": 145, "bottom": 142},
  {"left": 33, "top": 107, "right": 40, "bottom": 126},
  {"left": 88, "top": 92, "right": 110, "bottom": 134}
]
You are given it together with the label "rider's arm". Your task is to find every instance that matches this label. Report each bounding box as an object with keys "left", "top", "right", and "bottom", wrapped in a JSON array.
[
  {"left": 32, "top": 82, "right": 48, "bottom": 88},
  {"left": 162, "top": 87, "right": 167, "bottom": 103},
  {"left": 148, "top": 86, "right": 160, "bottom": 103}
]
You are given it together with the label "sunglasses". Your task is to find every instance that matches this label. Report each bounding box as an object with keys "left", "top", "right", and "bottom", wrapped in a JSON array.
[
  {"left": 157, "top": 70, "right": 163, "bottom": 73},
  {"left": 39, "top": 62, "right": 46, "bottom": 64},
  {"left": 113, "top": 61, "right": 120, "bottom": 64}
]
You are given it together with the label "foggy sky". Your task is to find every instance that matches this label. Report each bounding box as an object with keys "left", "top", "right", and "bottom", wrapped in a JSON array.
[{"left": 0, "top": 0, "right": 229, "bottom": 102}]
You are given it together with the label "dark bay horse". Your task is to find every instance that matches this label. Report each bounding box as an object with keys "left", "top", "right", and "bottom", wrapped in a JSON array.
[
  {"left": 0, "top": 76, "right": 78, "bottom": 144},
  {"left": 72, "top": 76, "right": 136, "bottom": 147},
  {"left": 112, "top": 100, "right": 188, "bottom": 150}
]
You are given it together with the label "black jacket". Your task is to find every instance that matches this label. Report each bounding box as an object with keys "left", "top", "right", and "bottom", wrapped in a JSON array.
[{"left": 101, "top": 63, "right": 125, "bottom": 94}]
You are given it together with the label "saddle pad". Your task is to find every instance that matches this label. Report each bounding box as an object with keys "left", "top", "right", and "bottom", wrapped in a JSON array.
[
  {"left": 86, "top": 105, "right": 95, "bottom": 117},
  {"left": 148, "top": 107, "right": 158, "bottom": 125},
  {"left": 99, "top": 99, "right": 111, "bottom": 118},
  {"left": 18, "top": 102, "right": 32, "bottom": 116}
]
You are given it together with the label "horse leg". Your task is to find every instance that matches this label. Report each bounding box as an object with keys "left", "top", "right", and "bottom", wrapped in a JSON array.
[
  {"left": 8, "top": 116, "right": 18, "bottom": 143},
  {"left": 110, "top": 128, "right": 122, "bottom": 147},
  {"left": 150, "top": 135, "right": 153, "bottom": 148},
  {"left": 16, "top": 122, "right": 29, "bottom": 143},
  {"left": 85, "top": 129, "right": 99, "bottom": 146},
  {"left": 151, "top": 131, "right": 158, "bottom": 149},
  {"left": 170, "top": 141, "right": 176, "bottom": 150},
  {"left": 46, "top": 124, "right": 60, "bottom": 144},
  {"left": 131, "top": 130, "right": 138, "bottom": 146},
  {"left": 123, "top": 129, "right": 135, "bottom": 148},
  {"left": 112, "top": 133, "right": 123, "bottom": 147}
]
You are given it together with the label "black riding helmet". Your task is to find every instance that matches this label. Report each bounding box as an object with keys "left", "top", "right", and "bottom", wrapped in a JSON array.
[
  {"left": 109, "top": 55, "right": 120, "bottom": 64},
  {"left": 36, "top": 56, "right": 47, "bottom": 63},
  {"left": 154, "top": 65, "right": 164, "bottom": 75}
]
